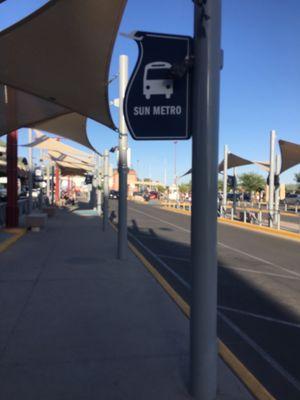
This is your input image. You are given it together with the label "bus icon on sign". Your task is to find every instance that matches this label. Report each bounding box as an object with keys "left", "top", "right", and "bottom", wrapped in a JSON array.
[{"left": 143, "top": 61, "right": 174, "bottom": 100}]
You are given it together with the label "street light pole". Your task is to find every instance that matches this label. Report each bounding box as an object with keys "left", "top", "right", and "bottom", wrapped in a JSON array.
[
  {"left": 174, "top": 141, "right": 177, "bottom": 185},
  {"left": 118, "top": 54, "right": 129, "bottom": 259},
  {"left": 190, "top": 1, "right": 221, "bottom": 399}
]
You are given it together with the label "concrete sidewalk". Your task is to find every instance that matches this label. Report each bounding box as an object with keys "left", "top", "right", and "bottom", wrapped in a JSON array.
[{"left": 0, "top": 207, "right": 253, "bottom": 400}]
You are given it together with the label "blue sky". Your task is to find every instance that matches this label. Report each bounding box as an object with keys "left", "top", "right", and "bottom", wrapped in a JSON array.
[{"left": 1, "top": 0, "right": 300, "bottom": 184}]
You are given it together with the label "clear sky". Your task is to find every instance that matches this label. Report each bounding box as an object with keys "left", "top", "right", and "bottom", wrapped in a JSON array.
[{"left": 1, "top": 0, "right": 300, "bottom": 184}]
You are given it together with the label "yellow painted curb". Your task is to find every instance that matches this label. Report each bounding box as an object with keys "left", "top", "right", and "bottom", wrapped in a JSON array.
[
  {"left": 219, "top": 217, "right": 300, "bottom": 243},
  {"left": 159, "top": 205, "right": 300, "bottom": 243},
  {"left": 0, "top": 228, "right": 27, "bottom": 253},
  {"left": 109, "top": 216, "right": 276, "bottom": 400}
]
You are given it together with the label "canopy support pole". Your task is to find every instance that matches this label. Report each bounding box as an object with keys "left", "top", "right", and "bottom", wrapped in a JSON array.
[
  {"left": 117, "top": 55, "right": 129, "bottom": 259},
  {"left": 103, "top": 149, "right": 109, "bottom": 231},
  {"left": 28, "top": 128, "right": 33, "bottom": 214},
  {"left": 6, "top": 130, "right": 19, "bottom": 227},
  {"left": 222, "top": 144, "right": 228, "bottom": 215},
  {"left": 55, "top": 165, "right": 60, "bottom": 205},
  {"left": 190, "top": 1, "right": 221, "bottom": 399},
  {"left": 269, "top": 130, "right": 276, "bottom": 227}
]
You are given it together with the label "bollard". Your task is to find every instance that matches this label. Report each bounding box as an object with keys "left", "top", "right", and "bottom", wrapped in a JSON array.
[
  {"left": 285, "top": 203, "right": 287, "bottom": 212},
  {"left": 296, "top": 205, "right": 298, "bottom": 214},
  {"left": 230, "top": 208, "right": 234, "bottom": 221},
  {"left": 244, "top": 210, "right": 247, "bottom": 223},
  {"left": 258, "top": 211, "right": 262, "bottom": 226},
  {"left": 277, "top": 212, "right": 280, "bottom": 230}
]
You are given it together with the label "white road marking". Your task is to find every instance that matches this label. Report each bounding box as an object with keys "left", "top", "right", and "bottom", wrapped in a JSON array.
[
  {"left": 128, "top": 204, "right": 300, "bottom": 391},
  {"left": 218, "top": 312, "right": 300, "bottom": 392},
  {"left": 219, "top": 306, "right": 300, "bottom": 329},
  {"left": 157, "top": 254, "right": 300, "bottom": 280},
  {"left": 128, "top": 206, "right": 190, "bottom": 233},
  {"left": 129, "top": 205, "right": 300, "bottom": 278},
  {"left": 218, "top": 242, "right": 300, "bottom": 278},
  {"left": 128, "top": 232, "right": 190, "bottom": 290}
]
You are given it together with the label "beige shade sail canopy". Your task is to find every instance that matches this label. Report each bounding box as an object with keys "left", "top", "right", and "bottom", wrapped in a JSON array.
[
  {"left": 279, "top": 140, "right": 300, "bottom": 173},
  {"left": 24, "top": 133, "right": 95, "bottom": 164},
  {"left": 0, "top": 0, "right": 127, "bottom": 138},
  {"left": 218, "top": 153, "right": 253, "bottom": 173}
]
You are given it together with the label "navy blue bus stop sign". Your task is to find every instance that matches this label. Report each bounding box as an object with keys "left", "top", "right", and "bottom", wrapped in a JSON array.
[{"left": 124, "top": 31, "right": 192, "bottom": 140}]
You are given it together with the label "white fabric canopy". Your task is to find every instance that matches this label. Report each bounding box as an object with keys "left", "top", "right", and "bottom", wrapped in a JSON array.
[{"left": 0, "top": 0, "right": 127, "bottom": 145}]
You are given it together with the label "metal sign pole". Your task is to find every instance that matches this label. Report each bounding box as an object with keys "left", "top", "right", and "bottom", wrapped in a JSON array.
[
  {"left": 269, "top": 130, "right": 276, "bottom": 227},
  {"left": 118, "top": 54, "right": 129, "bottom": 259},
  {"left": 190, "top": 1, "right": 221, "bottom": 399},
  {"left": 103, "top": 149, "right": 109, "bottom": 231},
  {"left": 222, "top": 144, "right": 228, "bottom": 215},
  {"left": 28, "top": 128, "right": 33, "bottom": 214}
]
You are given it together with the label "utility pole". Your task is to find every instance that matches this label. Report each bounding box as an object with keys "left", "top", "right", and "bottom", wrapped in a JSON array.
[
  {"left": 190, "top": 1, "right": 221, "bottom": 399},
  {"left": 222, "top": 144, "right": 228, "bottom": 215},
  {"left": 118, "top": 54, "right": 129, "bottom": 259},
  {"left": 103, "top": 149, "right": 109, "bottom": 231},
  {"left": 28, "top": 128, "right": 33, "bottom": 214},
  {"left": 269, "top": 130, "right": 276, "bottom": 227}
]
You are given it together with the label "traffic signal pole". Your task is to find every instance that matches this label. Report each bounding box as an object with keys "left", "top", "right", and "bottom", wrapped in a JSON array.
[
  {"left": 190, "top": 1, "right": 221, "bottom": 399},
  {"left": 118, "top": 55, "right": 129, "bottom": 259}
]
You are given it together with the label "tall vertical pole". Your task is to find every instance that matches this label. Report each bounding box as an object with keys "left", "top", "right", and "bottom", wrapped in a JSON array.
[
  {"left": 28, "top": 128, "right": 33, "bottom": 214},
  {"left": 190, "top": 1, "right": 221, "bottom": 399},
  {"left": 46, "top": 160, "right": 50, "bottom": 201},
  {"left": 269, "top": 130, "right": 276, "bottom": 227},
  {"left": 96, "top": 154, "right": 102, "bottom": 216},
  {"left": 6, "top": 130, "right": 19, "bottom": 227},
  {"left": 222, "top": 144, "right": 228, "bottom": 213},
  {"left": 51, "top": 164, "right": 55, "bottom": 205},
  {"left": 174, "top": 141, "right": 177, "bottom": 185},
  {"left": 103, "top": 149, "right": 109, "bottom": 231},
  {"left": 274, "top": 153, "right": 281, "bottom": 225},
  {"left": 55, "top": 165, "right": 60, "bottom": 205},
  {"left": 233, "top": 167, "right": 237, "bottom": 215},
  {"left": 118, "top": 54, "right": 129, "bottom": 259}
]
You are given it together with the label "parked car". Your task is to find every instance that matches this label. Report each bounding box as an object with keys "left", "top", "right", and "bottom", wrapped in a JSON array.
[
  {"left": 284, "top": 193, "right": 300, "bottom": 206},
  {"left": 149, "top": 191, "right": 158, "bottom": 200},
  {"left": 109, "top": 190, "right": 119, "bottom": 199}
]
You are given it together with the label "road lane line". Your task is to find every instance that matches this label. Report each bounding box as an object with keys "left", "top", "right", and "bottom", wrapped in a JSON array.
[
  {"left": 126, "top": 231, "right": 276, "bottom": 400},
  {"left": 128, "top": 206, "right": 190, "bottom": 233},
  {"left": 127, "top": 231, "right": 190, "bottom": 290},
  {"left": 218, "top": 242, "right": 300, "bottom": 278},
  {"left": 219, "top": 306, "right": 300, "bottom": 329},
  {"left": 129, "top": 206, "right": 300, "bottom": 278},
  {"left": 126, "top": 226, "right": 300, "bottom": 394},
  {"left": 218, "top": 312, "right": 300, "bottom": 392},
  {"left": 157, "top": 254, "right": 300, "bottom": 280}
]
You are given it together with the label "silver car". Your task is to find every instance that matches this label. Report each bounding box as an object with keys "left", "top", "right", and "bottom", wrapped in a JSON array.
[{"left": 284, "top": 193, "right": 300, "bottom": 205}]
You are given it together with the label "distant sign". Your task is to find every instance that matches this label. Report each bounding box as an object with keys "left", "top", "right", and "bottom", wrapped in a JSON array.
[{"left": 124, "top": 31, "right": 192, "bottom": 140}]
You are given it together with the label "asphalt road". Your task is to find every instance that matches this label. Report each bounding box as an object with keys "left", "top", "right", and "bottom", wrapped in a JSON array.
[{"left": 110, "top": 200, "right": 300, "bottom": 400}]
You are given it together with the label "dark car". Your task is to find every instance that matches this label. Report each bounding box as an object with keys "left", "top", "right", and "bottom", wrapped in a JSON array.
[{"left": 109, "top": 190, "right": 119, "bottom": 199}]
